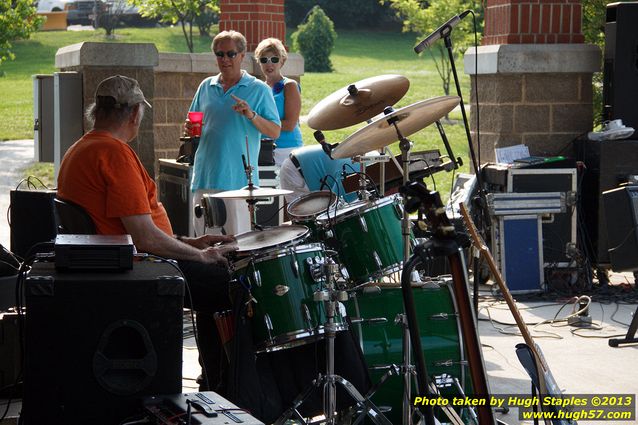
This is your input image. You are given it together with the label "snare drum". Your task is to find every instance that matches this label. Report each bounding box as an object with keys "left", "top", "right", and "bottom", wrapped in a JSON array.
[
  {"left": 232, "top": 226, "right": 347, "bottom": 352},
  {"left": 287, "top": 191, "right": 338, "bottom": 241},
  {"left": 318, "top": 194, "right": 405, "bottom": 284}
]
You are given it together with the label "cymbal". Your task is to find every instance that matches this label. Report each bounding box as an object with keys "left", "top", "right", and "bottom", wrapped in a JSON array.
[
  {"left": 330, "top": 96, "right": 460, "bottom": 159},
  {"left": 210, "top": 186, "right": 292, "bottom": 199},
  {"left": 307, "top": 74, "right": 410, "bottom": 131}
]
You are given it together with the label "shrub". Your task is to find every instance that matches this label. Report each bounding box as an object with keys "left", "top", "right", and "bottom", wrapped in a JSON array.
[{"left": 291, "top": 6, "right": 336, "bottom": 73}]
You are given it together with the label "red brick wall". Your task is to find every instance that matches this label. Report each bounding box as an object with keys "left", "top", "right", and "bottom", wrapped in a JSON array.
[
  {"left": 483, "top": 0, "right": 584, "bottom": 45},
  {"left": 219, "top": 0, "right": 286, "bottom": 51}
]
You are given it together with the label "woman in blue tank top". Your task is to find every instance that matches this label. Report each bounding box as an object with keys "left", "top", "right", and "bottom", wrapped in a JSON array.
[{"left": 255, "top": 38, "right": 304, "bottom": 166}]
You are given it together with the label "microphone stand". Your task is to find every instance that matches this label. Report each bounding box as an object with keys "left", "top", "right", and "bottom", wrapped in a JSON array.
[{"left": 440, "top": 30, "right": 492, "bottom": 318}]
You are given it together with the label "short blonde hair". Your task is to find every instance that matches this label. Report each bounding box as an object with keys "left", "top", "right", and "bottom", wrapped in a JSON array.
[
  {"left": 255, "top": 38, "right": 288, "bottom": 63},
  {"left": 212, "top": 30, "right": 247, "bottom": 53}
]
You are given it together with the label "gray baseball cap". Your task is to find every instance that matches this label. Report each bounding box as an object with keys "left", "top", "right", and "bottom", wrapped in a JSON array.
[{"left": 95, "top": 75, "right": 152, "bottom": 109}]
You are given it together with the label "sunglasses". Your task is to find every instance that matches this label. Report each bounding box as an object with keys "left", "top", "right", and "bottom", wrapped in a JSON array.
[
  {"left": 215, "top": 50, "right": 239, "bottom": 59},
  {"left": 259, "top": 56, "right": 280, "bottom": 64}
]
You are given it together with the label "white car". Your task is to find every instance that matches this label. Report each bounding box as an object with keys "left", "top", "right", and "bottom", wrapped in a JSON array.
[{"left": 36, "top": 0, "right": 73, "bottom": 12}]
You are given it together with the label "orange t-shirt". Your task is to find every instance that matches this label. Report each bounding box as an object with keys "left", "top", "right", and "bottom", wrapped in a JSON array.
[{"left": 57, "top": 130, "right": 173, "bottom": 236}]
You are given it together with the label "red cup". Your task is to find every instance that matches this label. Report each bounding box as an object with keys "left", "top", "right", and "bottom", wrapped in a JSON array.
[{"left": 188, "top": 111, "right": 204, "bottom": 137}]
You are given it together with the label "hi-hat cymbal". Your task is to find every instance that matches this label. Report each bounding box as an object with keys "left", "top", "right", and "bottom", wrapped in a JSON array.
[
  {"left": 330, "top": 96, "right": 460, "bottom": 159},
  {"left": 210, "top": 186, "right": 292, "bottom": 199},
  {"left": 307, "top": 74, "right": 410, "bottom": 131}
]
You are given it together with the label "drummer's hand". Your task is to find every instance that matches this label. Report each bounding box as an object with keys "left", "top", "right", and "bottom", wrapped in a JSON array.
[
  {"left": 199, "top": 242, "right": 238, "bottom": 266},
  {"left": 190, "top": 234, "right": 236, "bottom": 249},
  {"left": 231, "top": 94, "right": 255, "bottom": 120}
]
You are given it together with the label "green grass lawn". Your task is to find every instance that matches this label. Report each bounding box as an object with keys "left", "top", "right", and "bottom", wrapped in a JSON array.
[{"left": 3, "top": 26, "right": 474, "bottom": 196}]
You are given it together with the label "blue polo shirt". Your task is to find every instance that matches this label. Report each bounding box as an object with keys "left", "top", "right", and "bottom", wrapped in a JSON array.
[{"left": 189, "top": 71, "right": 280, "bottom": 191}]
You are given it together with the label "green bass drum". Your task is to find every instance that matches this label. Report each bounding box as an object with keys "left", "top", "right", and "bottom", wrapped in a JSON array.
[{"left": 346, "top": 282, "right": 473, "bottom": 423}]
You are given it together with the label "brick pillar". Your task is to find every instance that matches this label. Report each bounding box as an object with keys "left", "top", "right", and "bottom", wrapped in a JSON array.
[
  {"left": 483, "top": 0, "right": 584, "bottom": 45},
  {"left": 464, "top": 0, "right": 600, "bottom": 163},
  {"left": 219, "top": 0, "right": 286, "bottom": 51}
]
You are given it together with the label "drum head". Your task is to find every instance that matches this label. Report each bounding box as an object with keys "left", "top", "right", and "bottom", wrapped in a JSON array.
[
  {"left": 287, "top": 191, "right": 338, "bottom": 219},
  {"left": 235, "top": 225, "right": 309, "bottom": 253}
]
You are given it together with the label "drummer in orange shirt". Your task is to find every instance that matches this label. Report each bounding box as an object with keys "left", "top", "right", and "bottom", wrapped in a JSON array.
[{"left": 57, "top": 75, "right": 237, "bottom": 394}]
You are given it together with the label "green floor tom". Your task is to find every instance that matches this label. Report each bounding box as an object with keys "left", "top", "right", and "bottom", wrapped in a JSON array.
[{"left": 233, "top": 242, "right": 347, "bottom": 353}]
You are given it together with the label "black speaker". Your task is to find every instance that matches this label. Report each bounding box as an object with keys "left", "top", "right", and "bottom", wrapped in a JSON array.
[
  {"left": 22, "top": 261, "right": 184, "bottom": 425},
  {"left": 9, "top": 189, "right": 57, "bottom": 258},
  {"left": 574, "top": 138, "right": 638, "bottom": 265},
  {"left": 602, "top": 186, "right": 638, "bottom": 271},
  {"left": 603, "top": 2, "right": 638, "bottom": 127}
]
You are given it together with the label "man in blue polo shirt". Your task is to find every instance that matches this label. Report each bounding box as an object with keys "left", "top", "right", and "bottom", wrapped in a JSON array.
[{"left": 186, "top": 30, "right": 281, "bottom": 235}]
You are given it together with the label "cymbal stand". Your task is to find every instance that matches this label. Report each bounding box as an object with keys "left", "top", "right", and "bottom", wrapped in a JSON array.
[
  {"left": 385, "top": 108, "right": 437, "bottom": 425},
  {"left": 354, "top": 153, "right": 390, "bottom": 198},
  {"left": 241, "top": 153, "right": 259, "bottom": 230},
  {"left": 275, "top": 260, "right": 392, "bottom": 425}
]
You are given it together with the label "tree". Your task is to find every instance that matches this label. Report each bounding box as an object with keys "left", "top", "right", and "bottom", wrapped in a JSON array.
[
  {"left": 291, "top": 5, "right": 337, "bottom": 72},
  {"left": 384, "top": 0, "right": 482, "bottom": 99},
  {"left": 0, "top": 0, "right": 44, "bottom": 66},
  {"left": 129, "top": 0, "right": 219, "bottom": 52}
]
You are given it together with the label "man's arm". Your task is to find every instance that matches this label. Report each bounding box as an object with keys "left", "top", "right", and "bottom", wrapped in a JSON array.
[{"left": 120, "top": 214, "right": 236, "bottom": 265}]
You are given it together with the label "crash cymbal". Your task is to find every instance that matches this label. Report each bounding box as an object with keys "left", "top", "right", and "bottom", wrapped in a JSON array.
[
  {"left": 210, "top": 186, "right": 293, "bottom": 199},
  {"left": 307, "top": 74, "right": 410, "bottom": 131},
  {"left": 331, "top": 96, "right": 460, "bottom": 159}
]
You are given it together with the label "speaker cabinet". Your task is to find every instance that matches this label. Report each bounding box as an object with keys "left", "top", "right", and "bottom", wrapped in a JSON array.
[
  {"left": 9, "top": 189, "right": 57, "bottom": 258},
  {"left": 22, "top": 261, "right": 184, "bottom": 425},
  {"left": 574, "top": 138, "right": 638, "bottom": 265},
  {"left": 602, "top": 186, "right": 638, "bottom": 271},
  {"left": 603, "top": 2, "right": 638, "bottom": 127}
]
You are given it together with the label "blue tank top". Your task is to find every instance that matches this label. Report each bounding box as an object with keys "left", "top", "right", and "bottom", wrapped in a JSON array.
[{"left": 273, "top": 77, "right": 303, "bottom": 149}]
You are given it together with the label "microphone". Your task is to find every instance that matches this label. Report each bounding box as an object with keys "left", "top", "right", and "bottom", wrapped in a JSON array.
[
  {"left": 314, "top": 130, "right": 334, "bottom": 159},
  {"left": 414, "top": 10, "right": 471, "bottom": 53}
]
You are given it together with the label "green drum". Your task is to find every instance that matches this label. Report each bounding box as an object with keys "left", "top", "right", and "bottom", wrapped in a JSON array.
[
  {"left": 233, "top": 229, "right": 347, "bottom": 353},
  {"left": 287, "top": 191, "right": 338, "bottom": 242},
  {"left": 318, "top": 195, "right": 405, "bottom": 284},
  {"left": 346, "top": 282, "right": 472, "bottom": 423}
]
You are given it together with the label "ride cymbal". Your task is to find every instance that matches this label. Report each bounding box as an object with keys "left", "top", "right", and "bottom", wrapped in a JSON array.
[
  {"left": 210, "top": 187, "right": 293, "bottom": 199},
  {"left": 307, "top": 74, "right": 410, "bottom": 131},
  {"left": 330, "top": 96, "right": 460, "bottom": 159}
]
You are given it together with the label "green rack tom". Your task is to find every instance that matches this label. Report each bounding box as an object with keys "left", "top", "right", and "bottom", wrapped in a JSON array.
[
  {"left": 346, "top": 282, "right": 472, "bottom": 423},
  {"left": 234, "top": 242, "right": 347, "bottom": 353},
  {"left": 318, "top": 195, "right": 405, "bottom": 284}
]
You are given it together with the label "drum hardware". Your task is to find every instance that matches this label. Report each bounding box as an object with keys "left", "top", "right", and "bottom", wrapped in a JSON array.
[
  {"left": 209, "top": 150, "right": 292, "bottom": 230},
  {"left": 275, "top": 260, "right": 392, "bottom": 425},
  {"left": 430, "top": 312, "right": 457, "bottom": 320}
]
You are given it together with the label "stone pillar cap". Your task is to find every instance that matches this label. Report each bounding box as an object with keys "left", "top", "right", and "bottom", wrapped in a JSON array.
[
  {"left": 56, "top": 42, "right": 159, "bottom": 69},
  {"left": 464, "top": 44, "right": 601, "bottom": 75}
]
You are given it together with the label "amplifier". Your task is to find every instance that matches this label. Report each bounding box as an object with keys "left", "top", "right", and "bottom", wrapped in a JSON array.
[
  {"left": 22, "top": 261, "right": 184, "bottom": 425},
  {"left": 602, "top": 185, "right": 638, "bottom": 271},
  {"left": 158, "top": 159, "right": 193, "bottom": 237},
  {"left": 574, "top": 138, "right": 638, "bottom": 265},
  {"left": 9, "top": 189, "right": 57, "bottom": 258},
  {"left": 54, "top": 234, "right": 134, "bottom": 271}
]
